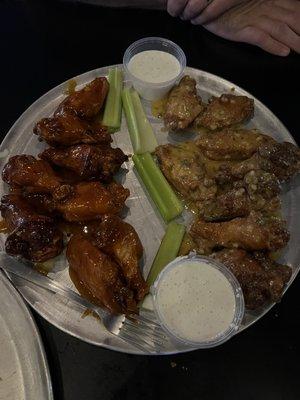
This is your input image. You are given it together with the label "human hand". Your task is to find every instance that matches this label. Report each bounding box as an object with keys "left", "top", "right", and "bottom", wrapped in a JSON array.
[
  {"left": 191, "top": 0, "right": 300, "bottom": 56},
  {"left": 180, "top": 0, "right": 243, "bottom": 21}
]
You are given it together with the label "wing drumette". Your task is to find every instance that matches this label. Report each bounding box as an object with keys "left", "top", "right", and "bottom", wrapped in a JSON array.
[
  {"left": 190, "top": 211, "right": 289, "bottom": 254},
  {"left": 67, "top": 234, "right": 137, "bottom": 314},
  {"left": 2, "top": 155, "right": 72, "bottom": 200},
  {"left": 85, "top": 215, "right": 148, "bottom": 301}
]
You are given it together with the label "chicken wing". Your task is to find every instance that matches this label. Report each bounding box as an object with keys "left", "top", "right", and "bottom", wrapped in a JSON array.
[
  {"left": 213, "top": 249, "right": 292, "bottom": 309},
  {"left": 40, "top": 144, "right": 128, "bottom": 182},
  {"left": 85, "top": 215, "right": 148, "bottom": 301},
  {"left": 56, "top": 181, "right": 129, "bottom": 222},
  {"left": 34, "top": 113, "right": 111, "bottom": 147},
  {"left": 215, "top": 141, "right": 300, "bottom": 183},
  {"left": 195, "top": 94, "right": 254, "bottom": 130},
  {"left": 55, "top": 77, "right": 109, "bottom": 120},
  {"left": 2, "top": 155, "right": 72, "bottom": 200},
  {"left": 202, "top": 170, "right": 280, "bottom": 221},
  {"left": 164, "top": 76, "right": 205, "bottom": 131},
  {"left": 155, "top": 142, "right": 217, "bottom": 206},
  {"left": 0, "top": 194, "right": 63, "bottom": 262},
  {"left": 67, "top": 234, "right": 136, "bottom": 314},
  {"left": 195, "top": 128, "right": 274, "bottom": 161},
  {"left": 190, "top": 211, "right": 289, "bottom": 254}
]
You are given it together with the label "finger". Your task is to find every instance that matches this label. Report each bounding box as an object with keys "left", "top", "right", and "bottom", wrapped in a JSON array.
[
  {"left": 190, "top": 0, "right": 244, "bottom": 24},
  {"left": 236, "top": 25, "right": 291, "bottom": 56},
  {"left": 167, "top": 0, "right": 189, "bottom": 17},
  {"left": 181, "top": 0, "right": 208, "bottom": 21},
  {"left": 267, "top": 3, "right": 300, "bottom": 35},
  {"left": 256, "top": 15, "right": 300, "bottom": 53}
]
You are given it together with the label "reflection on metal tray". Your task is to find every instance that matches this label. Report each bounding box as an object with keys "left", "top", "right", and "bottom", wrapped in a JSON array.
[{"left": 0, "top": 65, "right": 299, "bottom": 354}]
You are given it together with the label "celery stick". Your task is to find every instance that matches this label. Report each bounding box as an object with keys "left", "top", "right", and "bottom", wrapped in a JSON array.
[
  {"left": 130, "top": 90, "right": 158, "bottom": 154},
  {"left": 103, "top": 68, "right": 123, "bottom": 132},
  {"left": 133, "top": 152, "right": 183, "bottom": 222},
  {"left": 147, "top": 222, "right": 185, "bottom": 286},
  {"left": 122, "top": 88, "right": 158, "bottom": 154},
  {"left": 122, "top": 88, "right": 141, "bottom": 152}
]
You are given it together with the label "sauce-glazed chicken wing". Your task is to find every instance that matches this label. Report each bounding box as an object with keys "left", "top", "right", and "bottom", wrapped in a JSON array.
[
  {"left": 67, "top": 234, "right": 136, "bottom": 314},
  {"left": 196, "top": 128, "right": 274, "bottom": 161},
  {"left": 56, "top": 182, "right": 129, "bottom": 222},
  {"left": 213, "top": 249, "right": 292, "bottom": 309},
  {"left": 0, "top": 194, "right": 63, "bottom": 262},
  {"left": 2, "top": 155, "right": 72, "bottom": 200},
  {"left": 190, "top": 211, "right": 289, "bottom": 254},
  {"left": 55, "top": 77, "right": 109, "bottom": 120},
  {"left": 195, "top": 94, "right": 254, "bottom": 131},
  {"left": 155, "top": 142, "right": 217, "bottom": 205},
  {"left": 164, "top": 76, "right": 205, "bottom": 131},
  {"left": 34, "top": 113, "right": 111, "bottom": 147},
  {"left": 40, "top": 144, "right": 128, "bottom": 182},
  {"left": 85, "top": 215, "right": 148, "bottom": 301}
]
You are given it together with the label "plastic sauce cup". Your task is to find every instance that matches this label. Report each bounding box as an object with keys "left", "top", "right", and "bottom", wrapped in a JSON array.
[
  {"left": 123, "top": 37, "right": 186, "bottom": 101},
  {"left": 151, "top": 254, "right": 245, "bottom": 349}
]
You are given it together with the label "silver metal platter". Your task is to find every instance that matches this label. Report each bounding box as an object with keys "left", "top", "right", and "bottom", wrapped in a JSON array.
[
  {"left": 0, "top": 272, "right": 53, "bottom": 399},
  {"left": 0, "top": 65, "right": 299, "bottom": 355}
]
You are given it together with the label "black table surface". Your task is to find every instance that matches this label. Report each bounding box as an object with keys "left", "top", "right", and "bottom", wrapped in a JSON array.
[{"left": 1, "top": 1, "right": 300, "bottom": 399}]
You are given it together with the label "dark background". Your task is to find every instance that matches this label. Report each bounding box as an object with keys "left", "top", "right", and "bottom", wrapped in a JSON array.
[{"left": 1, "top": 1, "right": 300, "bottom": 399}]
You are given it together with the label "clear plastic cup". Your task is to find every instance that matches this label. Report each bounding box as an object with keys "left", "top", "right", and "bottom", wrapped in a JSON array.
[
  {"left": 151, "top": 254, "right": 245, "bottom": 349},
  {"left": 123, "top": 37, "right": 186, "bottom": 101}
]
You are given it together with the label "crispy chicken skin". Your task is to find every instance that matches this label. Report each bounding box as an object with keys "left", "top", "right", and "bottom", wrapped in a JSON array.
[
  {"left": 195, "top": 94, "right": 254, "bottom": 130},
  {"left": 0, "top": 194, "right": 63, "bottom": 262},
  {"left": 55, "top": 77, "right": 109, "bottom": 120},
  {"left": 213, "top": 249, "right": 292, "bottom": 309},
  {"left": 34, "top": 114, "right": 111, "bottom": 147},
  {"left": 67, "top": 234, "right": 137, "bottom": 314},
  {"left": 40, "top": 144, "right": 128, "bottom": 182},
  {"left": 190, "top": 211, "right": 289, "bottom": 254},
  {"left": 155, "top": 142, "right": 217, "bottom": 204},
  {"left": 2, "top": 155, "right": 72, "bottom": 201},
  {"left": 56, "top": 182, "right": 129, "bottom": 222},
  {"left": 85, "top": 215, "right": 148, "bottom": 301},
  {"left": 164, "top": 76, "right": 205, "bottom": 131},
  {"left": 195, "top": 128, "right": 274, "bottom": 161}
]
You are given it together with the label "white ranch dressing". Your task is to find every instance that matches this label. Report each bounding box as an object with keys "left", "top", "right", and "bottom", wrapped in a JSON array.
[
  {"left": 128, "top": 50, "right": 181, "bottom": 84},
  {"left": 155, "top": 261, "right": 236, "bottom": 343}
]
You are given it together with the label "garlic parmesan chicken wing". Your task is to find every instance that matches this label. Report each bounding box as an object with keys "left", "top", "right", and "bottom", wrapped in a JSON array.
[
  {"left": 195, "top": 94, "right": 254, "bottom": 131},
  {"left": 202, "top": 170, "right": 280, "bottom": 221},
  {"left": 2, "top": 155, "right": 72, "bottom": 201},
  {"left": 40, "top": 144, "right": 128, "bottom": 182},
  {"left": 55, "top": 77, "right": 109, "bottom": 120},
  {"left": 67, "top": 235, "right": 137, "bottom": 315},
  {"left": 0, "top": 194, "right": 63, "bottom": 262},
  {"left": 85, "top": 215, "right": 148, "bottom": 301},
  {"left": 155, "top": 142, "right": 217, "bottom": 205},
  {"left": 215, "top": 141, "right": 300, "bottom": 183},
  {"left": 56, "top": 182, "right": 129, "bottom": 222},
  {"left": 164, "top": 76, "right": 205, "bottom": 131},
  {"left": 213, "top": 249, "right": 292, "bottom": 310},
  {"left": 195, "top": 128, "right": 274, "bottom": 161},
  {"left": 190, "top": 211, "right": 289, "bottom": 254}
]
